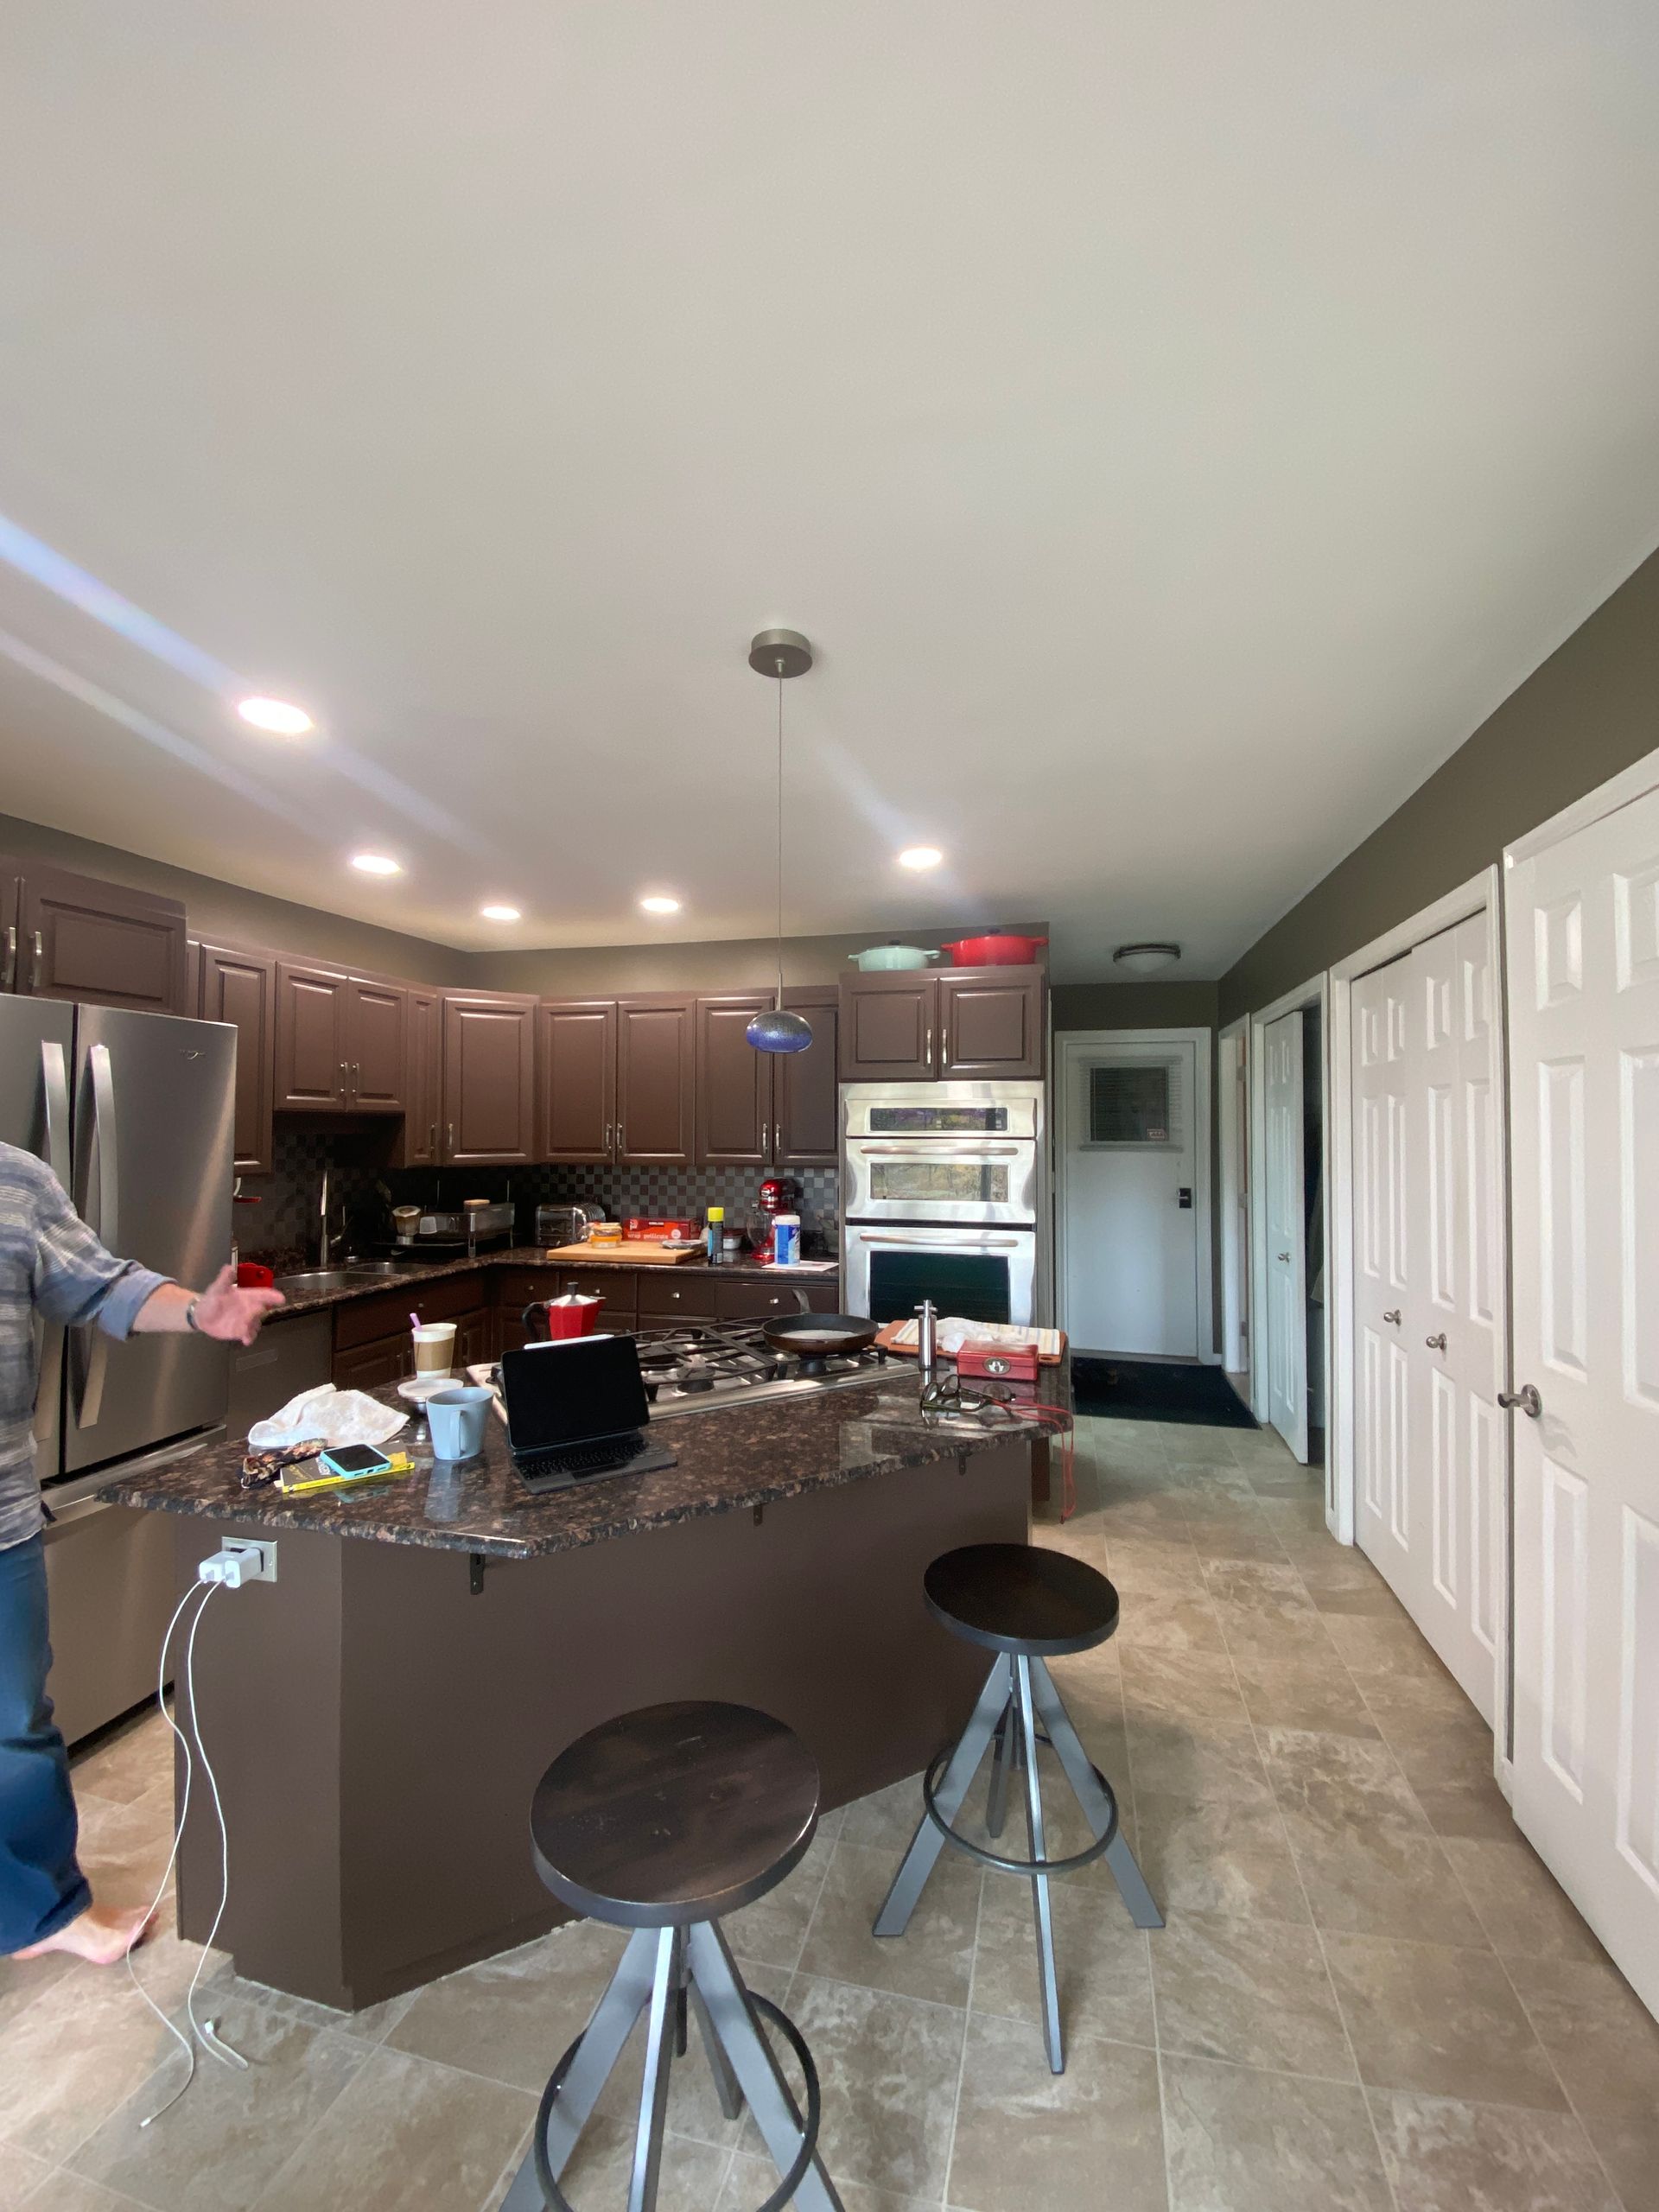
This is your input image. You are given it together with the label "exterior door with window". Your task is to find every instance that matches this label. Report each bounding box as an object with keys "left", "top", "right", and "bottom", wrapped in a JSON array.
[
  {"left": 1061, "top": 1039, "right": 1198, "bottom": 1356},
  {"left": 1507, "top": 770, "right": 1659, "bottom": 2015}
]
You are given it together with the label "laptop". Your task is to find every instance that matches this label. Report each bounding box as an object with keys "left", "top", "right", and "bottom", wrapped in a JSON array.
[{"left": 499, "top": 1335, "right": 677, "bottom": 1492}]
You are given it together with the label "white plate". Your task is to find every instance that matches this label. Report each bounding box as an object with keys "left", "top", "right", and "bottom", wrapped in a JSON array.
[{"left": 397, "top": 1375, "right": 456, "bottom": 1404}]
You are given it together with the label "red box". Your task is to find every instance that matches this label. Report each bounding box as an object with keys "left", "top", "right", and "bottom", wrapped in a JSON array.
[{"left": 957, "top": 1338, "right": 1040, "bottom": 1383}]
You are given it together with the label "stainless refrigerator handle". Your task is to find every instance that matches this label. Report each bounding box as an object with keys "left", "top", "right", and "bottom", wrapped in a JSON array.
[
  {"left": 2, "top": 922, "right": 15, "bottom": 990},
  {"left": 76, "top": 1043, "right": 119, "bottom": 1430},
  {"left": 40, "top": 1039, "right": 71, "bottom": 1185},
  {"left": 31, "top": 929, "right": 43, "bottom": 990}
]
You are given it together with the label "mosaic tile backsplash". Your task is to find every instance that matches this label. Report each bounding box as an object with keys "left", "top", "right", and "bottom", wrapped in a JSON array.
[{"left": 240, "top": 1128, "right": 840, "bottom": 1269}]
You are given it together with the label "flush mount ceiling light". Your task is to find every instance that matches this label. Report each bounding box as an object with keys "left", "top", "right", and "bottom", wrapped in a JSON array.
[
  {"left": 639, "top": 893, "right": 682, "bottom": 916},
  {"left": 480, "top": 903, "right": 521, "bottom": 923},
  {"left": 350, "top": 851, "right": 402, "bottom": 876},
  {"left": 898, "top": 845, "right": 943, "bottom": 871},
  {"left": 1113, "top": 942, "right": 1181, "bottom": 975},
  {"left": 746, "top": 627, "right": 814, "bottom": 1056},
  {"left": 237, "top": 696, "right": 313, "bottom": 736}
]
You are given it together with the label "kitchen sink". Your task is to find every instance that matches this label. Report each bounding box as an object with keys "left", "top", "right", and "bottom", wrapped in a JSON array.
[{"left": 273, "top": 1262, "right": 415, "bottom": 1295}]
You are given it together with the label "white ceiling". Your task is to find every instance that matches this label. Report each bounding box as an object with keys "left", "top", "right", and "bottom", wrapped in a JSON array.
[{"left": 1, "top": 3, "right": 1656, "bottom": 982}]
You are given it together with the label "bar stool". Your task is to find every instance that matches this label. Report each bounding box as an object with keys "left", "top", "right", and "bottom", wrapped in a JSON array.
[
  {"left": 873, "top": 1543, "right": 1162, "bottom": 2074},
  {"left": 500, "top": 1700, "right": 843, "bottom": 2212}
]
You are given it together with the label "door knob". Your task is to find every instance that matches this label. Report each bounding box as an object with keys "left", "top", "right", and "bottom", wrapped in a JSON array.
[
  {"left": 1425, "top": 1332, "right": 1447, "bottom": 1352},
  {"left": 1498, "top": 1383, "right": 1543, "bottom": 1420},
  {"left": 1382, "top": 1309, "right": 1402, "bottom": 1325},
  {"left": 1277, "top": 1250, "right": 1291, "bottom": 1262}
]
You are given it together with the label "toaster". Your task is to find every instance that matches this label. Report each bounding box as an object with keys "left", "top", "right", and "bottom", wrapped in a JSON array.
[{"left": 537, "top": 1203, "right": 604, "bottom": 1248}]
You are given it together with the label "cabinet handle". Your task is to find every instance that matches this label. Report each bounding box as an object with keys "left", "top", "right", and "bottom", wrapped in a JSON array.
[
  {"left": 429, "top": 1122, "right": 437, "bottom": 1154},
  {"left": 448, "top": 1122, "right": 455, "bottom": 1153},
  {"left": 924, "top": 1023, "right": 933, "bottom": 1071},
  {"left": 31, "top": 930, "right": 43, "bottom": 991},
  {"left": 2, "top": 923, "right": 14, "bottom": 990}
]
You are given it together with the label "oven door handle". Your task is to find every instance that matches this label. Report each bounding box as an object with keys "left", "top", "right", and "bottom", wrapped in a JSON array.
[
  {"left": 854, "top": 1232, "right": 1026, "bottom": 1248},
  {"left": 855, "top": 1144, "right": 1025, "bottom": 1158}
]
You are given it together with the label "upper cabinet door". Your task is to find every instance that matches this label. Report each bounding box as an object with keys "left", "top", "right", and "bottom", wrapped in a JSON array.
[
  {"left": 616, "top": 995, "right": 695, "bottom": 1164},
  {"left": 441, "top": 993, "right": 537, "bottom": 1163},
  {"left": 396, "top": 988, "right": 442, "bottom": 1166},
  {"left": 16, "top": 864, "right": 188, "bottom": 1015},
  {"left": 347, "top": 978, "right": 408, "bottom": 1111},
  {"left": 275, "top": 961, "right": 350, "bottom": 1109},
  {"left": 540, "top": 1000, "right": 617, "bottom": 1163},
  {"left": 773, "top": 988, "right": 840, "bottom": 1164},
  {"left": 938, "top": 967, "right": 1046, "bottom": 1078},
  {"left": 838, "top": 972, "right": 938, "bottom": 1080},
  {"left": 198, "top": 940, "right": 276, "bottom": 1173},
  {"left": 695, "top": 995, "right": 773, "bottom": 1166}
]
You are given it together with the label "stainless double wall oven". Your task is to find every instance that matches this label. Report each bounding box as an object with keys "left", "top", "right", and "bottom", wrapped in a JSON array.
[{"left": 840, "top": 1081, "right": 1046, "bottom": 1326}]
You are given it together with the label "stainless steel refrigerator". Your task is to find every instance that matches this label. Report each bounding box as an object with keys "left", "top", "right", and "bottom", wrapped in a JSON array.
[{"left": 1, "top": 996, "right": 236, "bottom": 1741}]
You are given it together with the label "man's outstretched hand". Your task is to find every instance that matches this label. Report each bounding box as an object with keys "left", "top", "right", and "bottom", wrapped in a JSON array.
[{"left": 192, "top": 1263, "right": 286, "bottom": 1345}]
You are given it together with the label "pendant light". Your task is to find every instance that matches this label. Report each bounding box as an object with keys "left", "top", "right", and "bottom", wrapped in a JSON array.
[{"left": 746, "top": 627, "right": 814, "bottom": 1054}]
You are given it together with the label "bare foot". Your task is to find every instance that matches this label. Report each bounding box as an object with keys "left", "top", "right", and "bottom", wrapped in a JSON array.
[{"left": 12, "top": 1903, "right": 156, "bottom": 1966}]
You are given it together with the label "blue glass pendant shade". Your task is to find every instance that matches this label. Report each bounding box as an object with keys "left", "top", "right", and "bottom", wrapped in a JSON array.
[{"left": 747, "top": 1006, "right": 813, "bottom": 1054}]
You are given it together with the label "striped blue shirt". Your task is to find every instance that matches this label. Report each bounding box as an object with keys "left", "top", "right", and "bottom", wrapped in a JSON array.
[{"left": 0, "top": 1141, "right": 168, "bottom": 1548}]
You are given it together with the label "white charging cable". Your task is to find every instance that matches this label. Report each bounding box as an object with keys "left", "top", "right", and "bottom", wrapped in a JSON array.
[{"left": 126, "top": 1578, "right": 250, "bottom": 2126}]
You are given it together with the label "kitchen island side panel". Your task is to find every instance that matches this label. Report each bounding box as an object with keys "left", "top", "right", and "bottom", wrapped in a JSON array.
[{"left": 178, "top": 1442, "right": 1030, "bottom": 2010}]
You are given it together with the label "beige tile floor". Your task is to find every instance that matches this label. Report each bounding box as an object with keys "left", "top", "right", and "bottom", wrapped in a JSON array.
[{"left": 4, "top": 1414, "right": 1656, "bottom": 2209}]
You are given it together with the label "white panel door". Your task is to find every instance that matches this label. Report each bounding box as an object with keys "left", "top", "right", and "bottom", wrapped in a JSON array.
[
  {"left": 1264, "top": 1011, "right": 1307, "bottom": 1459},
  {"left": 1062, "top": 1039, "right": 1200, "bottom": 1357},
  {"left": 1508, "top": 775, "right": 1659, "bottom": 2018},
  {"left": 1354, "top": 927, "right": 1503, "bottom": 1724}
]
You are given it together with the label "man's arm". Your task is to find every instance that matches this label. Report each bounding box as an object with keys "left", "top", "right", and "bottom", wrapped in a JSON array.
[{"left": 132, "top": 1266, "right": 285, "bottom": 1347}]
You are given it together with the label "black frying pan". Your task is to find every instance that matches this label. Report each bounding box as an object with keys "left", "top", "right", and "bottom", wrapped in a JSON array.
[{"left": 760, "top": 1310, "right": 880, "bottom": 1373}]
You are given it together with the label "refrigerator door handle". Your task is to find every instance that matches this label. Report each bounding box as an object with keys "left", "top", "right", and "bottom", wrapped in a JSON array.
[
  {"left": 31, "top": 1039, "right": 73, "bottom": 1444},
  {"left": 74, "top": 1044, "right": 119, "bottom": 1431},
  {"left": 2, "top": 922, "right": 15, "bottom": 991}
]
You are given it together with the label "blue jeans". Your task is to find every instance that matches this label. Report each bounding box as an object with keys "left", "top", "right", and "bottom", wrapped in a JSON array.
[{"left": 0, "top": 1535, "right": 90, "bottom": 1951}]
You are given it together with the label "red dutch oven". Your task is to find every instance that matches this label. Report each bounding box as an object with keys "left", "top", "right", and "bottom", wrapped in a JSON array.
[{"left": 941, "top": 932, "right": 1048, "bottom": 967}]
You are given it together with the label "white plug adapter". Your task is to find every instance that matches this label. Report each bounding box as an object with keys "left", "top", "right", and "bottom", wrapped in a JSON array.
[{"left": 197, "top": 1539, "right": 277, "bottom": 1589}]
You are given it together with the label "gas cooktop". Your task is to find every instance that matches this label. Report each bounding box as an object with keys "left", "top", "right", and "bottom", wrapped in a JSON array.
[{"left": 634, "top": 1318, "right": 893, "bottom": 1414}]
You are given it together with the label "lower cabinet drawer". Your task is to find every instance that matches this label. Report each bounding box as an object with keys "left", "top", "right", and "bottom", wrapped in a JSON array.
[
  {"left": 714, "top": 1277, "right": 841, "bottom": 1321},
  {"left": 637, "top": 1273, "right": 719, "bottom": 1321},
  {"left": 335, "top": 1274, "right": 485, "bottom": 1351},
  {"left": 333, "top": 1336, "right": 413, "bottom": 1391}
]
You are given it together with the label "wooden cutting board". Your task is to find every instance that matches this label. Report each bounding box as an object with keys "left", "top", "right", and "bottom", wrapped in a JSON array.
[{"left": 538, "top": 1241, "right": 706, "bottom": 1266}]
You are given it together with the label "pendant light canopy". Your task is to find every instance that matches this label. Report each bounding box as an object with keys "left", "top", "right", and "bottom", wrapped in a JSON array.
[{"left": 747, "top": 629, "right": 814, "bottom": 1055}]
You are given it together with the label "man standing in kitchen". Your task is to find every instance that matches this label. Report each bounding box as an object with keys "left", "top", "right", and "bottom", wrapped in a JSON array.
[{"left": 0, "top": 1140, "right": 284, "bottom": 1965}]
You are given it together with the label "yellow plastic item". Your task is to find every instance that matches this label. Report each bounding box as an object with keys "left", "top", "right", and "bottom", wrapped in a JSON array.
[{"left": 280, "top": 1454, "right": 414, "bottom": 1497}]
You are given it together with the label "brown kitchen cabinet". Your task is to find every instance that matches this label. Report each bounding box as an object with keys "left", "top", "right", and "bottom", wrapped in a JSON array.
[
  {"left": 695, "top": 994, "right": 772, "bottom": 1166},
  {"left": 3, "top": 861, "right": 188, "bottom": 1014},
  {"left": 394, "top": 988, "right": 442, "bottom": 1167},
  {"left": 346, "top": 978, "right": 408, "bottom": 1110},
  {"left": 539, "top": 999, "right": 616, "bottom": 1163},
  {"left": 772, "top": 988, "right": 839, "bottom": 1164},
  {"left": 637, "top": 1271, "right": 719, "bottom": 1321},
  {"left": 441, "top": 992, "right": 537, "bottom": 1163},
  {"left": 839, "top": 966, "right": 1044, "bottom": 1081},
  {"left": 938, "top": 968, "right": 1045, "bottom": 1077},
  {"left": 275, "top": 962, "right": 408, "bottom": 1113},
  {"left": 197, "top": 939, "right": 276, "bottom": 1174},
  {"left": 615, "top": 995, "right": 695, "bottom": 1164},
  {"left": 714, "top": 1276, "right": 841, "bottom": 1320},
  {"left": 332, "top": 1337, "right": 412, "bottom": 1392}
]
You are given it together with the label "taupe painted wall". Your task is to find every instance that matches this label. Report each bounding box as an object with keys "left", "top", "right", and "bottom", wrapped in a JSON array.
[
  {"left": 1051, "top": 981, "right": 1218, "bottom": 1033},
  {"left": 1219, "top": 543, "right": 1659, "bottom": 1022},
  {"left": 471, "top": 924, "right": 1048, "bottom": 997},
  {"left": 0, "top": 810, "right": 471, "bottom": 987}
]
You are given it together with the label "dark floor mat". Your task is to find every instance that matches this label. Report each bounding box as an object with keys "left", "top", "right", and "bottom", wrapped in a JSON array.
[{"left": 1071, "top": 1357, "right": 1258, "bottom": 1428}]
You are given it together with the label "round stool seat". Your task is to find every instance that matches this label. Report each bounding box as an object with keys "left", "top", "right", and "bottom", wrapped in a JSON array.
[
  {"left": 925, "top": 1543, "right": 1120, "bottom": 1656},
  {"left": 531, "top": 1700, "right": 819, "bottom": 1928}
]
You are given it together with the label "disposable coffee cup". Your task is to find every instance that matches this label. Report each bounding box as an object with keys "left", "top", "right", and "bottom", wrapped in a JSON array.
[
  {"left": 412, "top": 1321, "right": 457, "bottom": 1376},
  {"left": 427, "top": 1384, "right": 493, "bottom": 1461}
]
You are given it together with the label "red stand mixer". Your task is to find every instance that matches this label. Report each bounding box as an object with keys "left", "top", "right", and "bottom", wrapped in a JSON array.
[{"left": 747, "top": 1175, "right": 801, "bottom": 1262}]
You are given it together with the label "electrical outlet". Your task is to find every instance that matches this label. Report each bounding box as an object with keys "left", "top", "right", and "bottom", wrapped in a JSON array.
[{"left": 199, "top": 1538, "right": 277, "bottom": 1588}]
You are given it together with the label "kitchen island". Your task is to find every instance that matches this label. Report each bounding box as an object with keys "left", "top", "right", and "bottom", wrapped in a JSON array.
[{"left": 101, "top": 1363, "right": 1058, "bottom": 2009}]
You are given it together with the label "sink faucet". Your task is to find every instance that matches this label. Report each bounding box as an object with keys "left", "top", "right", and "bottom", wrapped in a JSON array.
[{"left": 315, "top": 1165, "right": 335, "bottom": 1268}]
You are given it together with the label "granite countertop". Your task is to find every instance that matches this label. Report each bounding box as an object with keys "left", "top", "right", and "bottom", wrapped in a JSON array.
[
  {"left": 263, "top": 1246, "right": 839, "bottom": 1319},
  {"left": 99, "top": 1357, "right": 1068, "bottom": 1561}
]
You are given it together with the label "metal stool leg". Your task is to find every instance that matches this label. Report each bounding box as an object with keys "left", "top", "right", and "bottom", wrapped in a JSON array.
[
  {"left": 1014, "top": 1656, "right": 1064, "bottom": 2073},
  {"left": 627, "top": 1927, "right": 680, "bottom": 2212},
  {"left": 500, "top": 1928, "right": 662, "bottom": 2210},
  {"left": 690, "top": 1979, "right": 745, "bottom": 2121},
  {"left": 1030, "top": 1660, "right": 1163, "bottom": 1930},
  {"left": 686, "top": 1920, "right": 846, "bottom": 2212},
  {"left": 984, "top": 1696, "right": 1015, "bottom": 1840},
  {"left": 873, "top": 1656, "right": 1009, "bottom": 1936}
]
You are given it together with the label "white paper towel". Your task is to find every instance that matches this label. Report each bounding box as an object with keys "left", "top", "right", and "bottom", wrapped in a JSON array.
[{"left": 247, "top": 1384, "right": 409, "bottom": 1451}]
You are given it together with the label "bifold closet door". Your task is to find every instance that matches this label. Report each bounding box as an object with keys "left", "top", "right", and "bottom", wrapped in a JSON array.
[
  {"left": 1507, "top": 776, "right": 1659, "bottom": 2017},
  {"left": 1352, "top": 918, "right": 1503, "bottom": 1727},
  {"left": 1263, "top": 1012, "right": 1307, "bottom": 1459}
]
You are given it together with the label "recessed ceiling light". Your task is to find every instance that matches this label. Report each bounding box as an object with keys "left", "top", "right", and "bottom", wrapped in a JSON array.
[
  {"left": 350, "top": 852, "right": 402, "bottom": 877},
  {"left": 480, "top": 903, "right": 521, "bottom": 923},
  {"left": 898, "top": 846, "right": 943, "bottom": 871},
  {"left": 639, "top": 893, "right": 682, "bottom": 915},
  {"left": 238, "top": 696, "right": 313, "bottom": 736}
]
